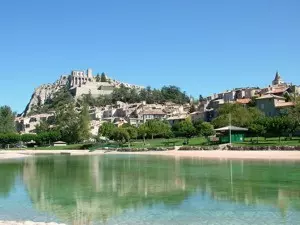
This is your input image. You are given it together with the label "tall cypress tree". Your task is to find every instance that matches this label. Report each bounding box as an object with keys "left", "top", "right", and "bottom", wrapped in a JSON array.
[{"left": 0, "top": 106, "right": 16, "bottom": 133}]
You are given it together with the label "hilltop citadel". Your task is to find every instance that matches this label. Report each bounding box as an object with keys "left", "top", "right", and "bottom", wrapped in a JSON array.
[{"left": 16, "top": 70, "right": 300, "bottom": 136}]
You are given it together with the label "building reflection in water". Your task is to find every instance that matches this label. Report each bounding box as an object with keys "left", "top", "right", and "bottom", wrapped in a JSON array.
[{"left": 18, "top": 155, "right": 300, "bottom": 224}]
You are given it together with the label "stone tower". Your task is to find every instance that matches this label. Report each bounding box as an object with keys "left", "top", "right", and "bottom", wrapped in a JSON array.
[
  {"left": 87, "top": 68, "right": 93, "bottom": 78},
  {"left": 272, "top": 71, "right": 284, "bottom": 86}
]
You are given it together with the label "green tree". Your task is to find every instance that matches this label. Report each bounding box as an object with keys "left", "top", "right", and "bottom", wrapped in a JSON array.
[
  {"left": 249, "top": 122, "right": 266, "bottom": 143},
  {"left": 45, "top": 87, "right": 74, "bottom": 111},
  {"left": 78, "top": 93, "right": 96, "bottom": 107},
  {"left": 199, "top": 95, "right": 204, "bottom": 102},
  {"left": 96, "top": 73, "right": 101, "bottom": 82},
  {"left": 212, "top": 103, "right": 263, "bottom": 128},
  {"left": 0, "top": 105, "right": 16, "bottom": 133},
  {"left": 145, "top": 119, "right": 162, "bottom": 139},
  {"left": 78, "top": 104, "right": 91, "bottom": 141},
  {"left": 55, "top": 103, "right": 80, "bottom": 143},
  {"left": 36, "top": 131, "right": 61, "bottom": 145},
  {"left": 161, "top": 85, "right": 190, "bottom": 104},
  {"left": 100, "top": 72, "right": 107, "bottom": 82},
  {"left": 0, "top": 133, "right": 20, "bottom": 148},
  {"left": 98, "top": 122, "right": 116, "bottom": 140},
  {"left": 122, "top": 124, "right": 138, "bottom": 147},
  {"left": 111, "top": 128, "right": 129, "bottom": 146},
  {"left": 264, "top": 116, "right": 295, "bottom": 142},
  {"left": 287, "top": 97, "right": 300, "bottom": 134},
  {"left": 194, "top": 121, "right": 215, "bottom": 137},
  {"left": 172, "top": 118, "right": 196, "bottom": 144},
  {"left": 21, "top": 134, "right": 37, "bottom": 143},
  {"left": 138, "top": 123, "right": 148, "bottom": 145},
  {"left": 35, "top": 120, "right": 51, "bottom": 134}
]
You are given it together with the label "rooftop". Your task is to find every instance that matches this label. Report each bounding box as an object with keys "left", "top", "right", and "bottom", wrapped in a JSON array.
[
  {"left": 215, "top": 126, "right": 248, "bottom": 132},
  {"left": 275, "top": 102, "right": 295, "bottom": 108},
  {"left": 236, "top": 98, "right": 251, "bottom": 104},
  {"left": 256, "top": 94, "right": 285, "bottom": 100}
]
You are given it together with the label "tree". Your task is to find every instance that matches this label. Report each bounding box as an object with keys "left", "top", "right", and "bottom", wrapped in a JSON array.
[
  {"left": 78, "top": 93, "right": 96, "bottom": 107},
  {"left": 122, "top": 125, "right": 138, "bottom": 147},
  {"left": 263, "top": 116, "right": 295, "bottom": 142},
  {"left": 44, "top": 87, "right": 74, "bottom": 111},
  {"left": 287, "top": 97, "right": 300, "bottom": 134},
  {"left": 0, "top": 133, "right": 20, "bottom": 148},
  {"left": 172, "top": 118, "right": 196, "bottom": 144},
  {"left": 199, "top": 95, "right": 204, "bottom": 102},
  {"left": 98, "top": 122, "right": 116, "bottom": 140},
  {"left": 212, "top": 103, "right": 263, "bottom": 128},
  {"left": 21, "top": 134, "right": 37, "bottom": 143},
  {"left": 145, "top": 120, "right": 162, "bottom": 139},
  {"left": 36, "top": 131, "right": 61, "bottom": 145},
  {"left": 0, "top": 106, "right": 16, "bottom": 133},
  {"left": 111, "top": 128, "right": 129, "bottom": 146},
  {"left": 249, "top": 122, "right": 266, "bottom": 143},
  {"left": 100, "top": 73, "right": 107, "bottom": 82},
  {"left": 138, "top": 124, "right": 148, "bottom": 145},
  {"left": 161, "top": 85, "right": 190, "bottom": 104},
  {"left": 55, "top": 103, "right": 80, "bottom": 143},
  {"left": 35, "top": 120, "right": 51, "bottom": 134},
  {"left": 78, "top": 104, "right": 91, "bottom": 141},
  {"left": 194, "top": 121, "right": 215, "bottom": 137},
  {"left": 96, "top": 73, "right": 101, "bottom": 82}
]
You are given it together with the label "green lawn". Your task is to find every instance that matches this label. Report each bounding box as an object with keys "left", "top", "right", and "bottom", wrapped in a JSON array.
[
  {"left": 123, "top": 137, "right": 209, "bottom": 148},
  {"left": 25, "top": 144, "right": 88, "bottom": 150},
  {"left": 4, "top": 136, "right": 300, "bottom": 151},
  {"left": 235, "top": 137, "right": 300, "bottom": 146}
]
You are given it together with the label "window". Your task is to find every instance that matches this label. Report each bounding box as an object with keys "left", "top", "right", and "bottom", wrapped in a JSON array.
[{"left": 260, "top": 104, "right": 264, "bottom": 109}]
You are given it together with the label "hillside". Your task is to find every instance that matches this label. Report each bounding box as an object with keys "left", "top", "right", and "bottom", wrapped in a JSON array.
[{"left": 22, "top": 68, "right": 144, "bottom": 116}]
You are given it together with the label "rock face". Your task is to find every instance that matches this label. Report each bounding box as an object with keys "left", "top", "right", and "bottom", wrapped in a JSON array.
[
  {"left": 22, "top": 69, "right": 143, "bottom": 116},
  {"left": 23, "top": 76, "right": 67, "bottom": 116}
]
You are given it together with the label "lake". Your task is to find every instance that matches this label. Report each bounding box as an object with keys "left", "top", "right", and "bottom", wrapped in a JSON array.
[{"left": 1, "top": 155, "right": 300, "bottom": 225}]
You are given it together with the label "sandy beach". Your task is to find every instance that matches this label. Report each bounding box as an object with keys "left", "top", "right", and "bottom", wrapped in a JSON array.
[
  {"left": 0, "top": 221, "right": 65, "bottom": 225},
  {"left": 2, "top": 149, "right": 300, "bottom": 161}
]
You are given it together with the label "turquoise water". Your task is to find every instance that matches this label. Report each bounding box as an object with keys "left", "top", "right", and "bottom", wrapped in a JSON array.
[{"left": 1, "top": 155, "right": 300, "bottom": 224}]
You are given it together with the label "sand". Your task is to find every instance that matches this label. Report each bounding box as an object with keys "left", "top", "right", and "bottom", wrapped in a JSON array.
[
  {"left": 2, "top": 149, "right": 300, "bottom": 161},
  {"left": 0, "top": 221, "right": 65, "bottom": 225}
]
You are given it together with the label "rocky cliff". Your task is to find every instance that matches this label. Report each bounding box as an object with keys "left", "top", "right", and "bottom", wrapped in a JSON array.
[
  {"left": 22, "top": 76, "right": 68, "bottom": 116},
  {"left": 22, "top": 70, "right": 143, "bottom": 116}
]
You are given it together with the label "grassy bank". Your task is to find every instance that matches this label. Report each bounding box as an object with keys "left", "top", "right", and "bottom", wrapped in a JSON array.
[{"left": 235, "top": 137, "right": 300, "bottom": 146}]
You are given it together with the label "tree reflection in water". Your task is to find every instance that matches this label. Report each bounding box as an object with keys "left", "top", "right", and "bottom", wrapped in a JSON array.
[{"left": 10, "top": 155, "right": 300, "bottom": 224}]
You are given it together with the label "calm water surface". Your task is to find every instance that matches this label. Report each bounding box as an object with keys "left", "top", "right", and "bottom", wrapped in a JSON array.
[{"left": 1, "top": 155, "right": 300, "bottom": 225}]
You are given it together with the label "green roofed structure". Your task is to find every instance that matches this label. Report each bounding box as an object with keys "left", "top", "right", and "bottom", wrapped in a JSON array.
[{"left": 215, "top": 126, "right": 248, "bottom": 144}]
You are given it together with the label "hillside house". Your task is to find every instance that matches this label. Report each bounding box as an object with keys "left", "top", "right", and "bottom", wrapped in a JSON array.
[{"left": 255, "top": 94, "right": 294, "bottom": 117}]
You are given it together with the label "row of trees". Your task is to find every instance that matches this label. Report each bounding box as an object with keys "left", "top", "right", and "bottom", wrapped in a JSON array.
[
  {"left": 0, "top": 131, "right": 61, "bottom": 148},
  {"left": 78, "top": 85, "right": 191, "bottom": 107},
  {"left": 212, "top": 100, "right": 300, "bottom": 142},
  {"left": 99, "top": 118, "right": 215, "bottom": 146}
]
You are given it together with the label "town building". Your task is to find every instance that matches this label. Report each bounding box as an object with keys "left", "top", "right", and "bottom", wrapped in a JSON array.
[{"left": 255, "top": 94, "right": 294, "bottom": 117}]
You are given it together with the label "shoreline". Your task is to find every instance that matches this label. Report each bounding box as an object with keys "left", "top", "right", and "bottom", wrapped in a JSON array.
[
  {"left": 0, "top": 221, "right": 65, "bottom": 225},
  {"left": 2, "top": 149, "right": 300, "bottom": 161}
]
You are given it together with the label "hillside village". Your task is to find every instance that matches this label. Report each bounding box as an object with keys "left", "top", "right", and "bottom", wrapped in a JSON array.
[{"left": 15, "top": 69, "right": 300, "bottom": 137}]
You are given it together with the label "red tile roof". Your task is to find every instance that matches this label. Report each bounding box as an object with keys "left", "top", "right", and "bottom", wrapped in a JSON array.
[
  {"left": 267, "top": 87, "right": 287, "bottom": 94},
  {"left": 236, "top": 98, "right": 251, "bottom": 104},
  {"left": 275, "top": 102, "right": 295, "bottom": 108}
]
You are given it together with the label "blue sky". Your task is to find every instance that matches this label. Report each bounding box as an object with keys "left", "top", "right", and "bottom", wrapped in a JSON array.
[{"left": 1, "top": 0, "right": 300, "bottom": 113}]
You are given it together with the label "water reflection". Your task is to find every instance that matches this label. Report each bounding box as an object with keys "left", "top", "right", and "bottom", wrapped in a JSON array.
[
  {"left": 1, "top": 155, "right": 300, "bottom": 224},
  {"left": 0, "top": 160, "right": 22, "bottom": 197}
]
